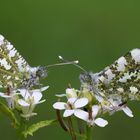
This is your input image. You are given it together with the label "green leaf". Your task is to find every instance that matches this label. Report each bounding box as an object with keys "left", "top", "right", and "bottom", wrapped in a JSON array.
[
  {"left": 23, "top": 119, "right": 57, "bottom": 138},
  {"left": 0, "top": 102, "right": 20, "bottom": 128}
]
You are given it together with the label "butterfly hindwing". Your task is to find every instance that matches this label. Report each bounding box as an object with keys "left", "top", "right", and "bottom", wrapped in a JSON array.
[{"left": 0, "top": 35, "right": 30, "bottom": 88}]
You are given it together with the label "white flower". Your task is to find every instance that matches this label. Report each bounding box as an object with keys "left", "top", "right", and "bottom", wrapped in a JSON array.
[
  {"left": 74, "top": 105, "right": 108, "bottom": 127},
  {"left": 18, "top": 86, "right": 48, "bottom": 118},
  {"left": 0, "top": 90, "right": 19, "bottom": 108},
  {"left": 53, "top": 97, "right": 88, "bottom": 117},
  {"left": 102, "top": 98, "right": 134, "bottom": 117}
]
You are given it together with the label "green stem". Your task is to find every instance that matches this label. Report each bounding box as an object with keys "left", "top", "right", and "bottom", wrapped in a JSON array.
[
  {"left": 77, "top": 119, "right": 84, "bottom": 134},
  {"left": 68, "top": 117, "right": 76, "bottom": 140},
  {"left": 56, "top": 110, "right": 69, "bottom": 131},
  {"left": 86, "top": 126, "right": 93, "bottom": 140},
  {"left": 17, "top": 118, "right": 28, "bottom": 140}
]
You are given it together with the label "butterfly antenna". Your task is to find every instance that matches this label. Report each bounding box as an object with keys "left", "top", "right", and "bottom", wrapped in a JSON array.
[
  {"left": 47, "top": 59, "right": 79, "bottom": 68},
  {"left": 58, "top": 55, "right": 87, "bottom": 72}
]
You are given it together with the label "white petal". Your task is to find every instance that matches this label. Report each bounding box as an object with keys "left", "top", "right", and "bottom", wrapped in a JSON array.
[
  {"left": 74, "top": 98, "right": 88, "bottom": 108},
  {"left": 94, "top": 118, "right": 108, "bottom": 127},
  {"left": 92, "top": 105, "right": 99, "bottom": 118},
  {"left": 122, "top": 106, "right": 134, "bottom": 117},
  {"left": 0, "top": 92, "right": 19, "bottom": 98},
  {"left": 74, "top": 109, "right": 88, "bottom": 121},
  {"left": 18, "top": 99, "right": 30, "bottom": 107},
  {"left": 35, "top": 99, "right": 46, "bottom": 105},
  {"left": 53, "top": 102, "right": 66, "bottom": 110},
  {"left": 32, "top": 91, "right": 42, "bottom": 103},
  {"left": 33, "top": 86, "right": 49, "bottom": 92},
  {"left": 18, "top": 89, "right": 30, "bottom": 99},
  {"left": 41, "top": 86, "right": 49, "bottom": 91},
  {"left": 55, "top": 94, "right": 66, "bottom": 97},
  {"left": 63, "top": 110, "right": 74, "bottom": 117},
  {"left": 0, "top": 92, "right": 11, "bottom": 98},
  {"left": 68, "top": 98, "right": 77, "bottom": 104}
]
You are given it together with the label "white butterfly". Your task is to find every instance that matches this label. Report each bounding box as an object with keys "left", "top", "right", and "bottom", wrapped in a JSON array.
[
  {"left": 80, "top": 49, "right": 140, "bottom": 110},
  {"left": 0, "top": 35, "right": 47, "bottom": 89}
]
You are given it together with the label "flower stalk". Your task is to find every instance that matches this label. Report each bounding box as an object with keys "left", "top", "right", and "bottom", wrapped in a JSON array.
[
  {"left": 56, "top": 109, "right": 69, "bottom": 131},
  {"left": 67, "top": 117, "right": 76, "bottom": 140},
  {"left": 86, "top": 126, "right": 93, "bottom": 140}
]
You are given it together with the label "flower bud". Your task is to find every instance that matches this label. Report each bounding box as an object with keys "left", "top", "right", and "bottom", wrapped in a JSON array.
[{"left": 66, "top": 88, "right": 78, "bottom": 99}]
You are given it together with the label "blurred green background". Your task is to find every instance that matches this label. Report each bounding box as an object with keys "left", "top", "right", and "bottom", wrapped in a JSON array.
[{"left": 0, "top": 0, "right": 140, "bottom": 140}]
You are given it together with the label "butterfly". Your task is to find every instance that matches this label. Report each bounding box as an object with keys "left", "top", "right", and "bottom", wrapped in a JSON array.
[
  {"left": 0, "top": 35, "right": 47, "bottom": 89},
  {"left": 79, "top": 48, "right": 140, "bottom": 104}
]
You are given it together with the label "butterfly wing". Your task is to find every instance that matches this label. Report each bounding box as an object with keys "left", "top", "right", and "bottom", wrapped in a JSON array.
[
  {"left": 96, "top": 48, "right": 140, "bottom": 101},
  {"left": 0, "top": 35, "right": 30, "bottom": 88}
]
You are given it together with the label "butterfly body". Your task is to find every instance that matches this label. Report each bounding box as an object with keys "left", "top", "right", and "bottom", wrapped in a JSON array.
[{"left": 21, "top": 66, "right": 47, "bottom": 88}]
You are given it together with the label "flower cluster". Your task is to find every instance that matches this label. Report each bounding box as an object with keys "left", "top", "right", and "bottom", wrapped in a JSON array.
[
  {"left": 0, "top": 86, "right": 48, "bottom": 119},
  {"left": 53, "top": 72, "right": 134, "bottom": 128},
  {"left": 53, "top": 87, "right": 108, "bottom": 127}
]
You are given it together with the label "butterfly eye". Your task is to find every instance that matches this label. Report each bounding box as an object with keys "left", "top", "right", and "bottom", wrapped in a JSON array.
[
  {"left": 79, "top": 72, "right": 92, "bottom": 84},
  {"left": 36, "top": 66, "right": 47, "bottom": 78}
]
